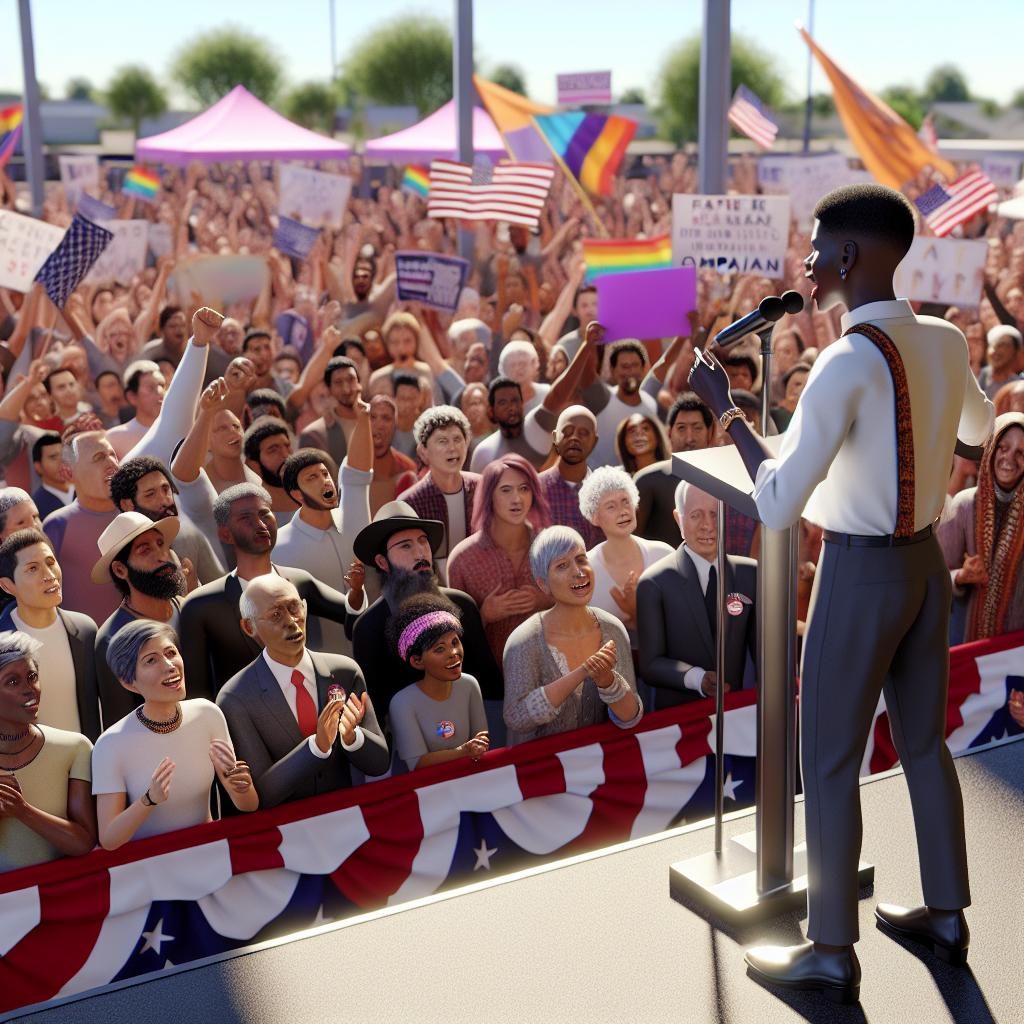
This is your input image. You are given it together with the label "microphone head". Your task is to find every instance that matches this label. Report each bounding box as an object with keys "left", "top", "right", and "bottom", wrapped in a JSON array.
[
  {"left": 758, "top": 295, "right": 786, "bottom": 322},
  {"left": 781, "top": 290, "right": 805, "bottom": 314}
]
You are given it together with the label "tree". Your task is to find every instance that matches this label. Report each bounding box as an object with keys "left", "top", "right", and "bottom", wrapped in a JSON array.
[
  {"left": 283, "top": 82, "right": 338, "bottom": 134},
  {"left": 923, "top": 65, "right": 970, "bottom": 103},
  {"left": 106, "top": 66, "right": 167, "bottom": 136},
  {"left": 880, "top": 85, "right": 924, "bottom": 128},
  {"left": 338, "top": 16, "right": 452, "bottom": 114},
  {"left": 65, "top": 77, "right": 94, "bottom": 101},
  {"left": 490, "top": 64, "right": 526, "bottom": 96},
  {"left": 172, "top": 27, "right": 282, "bottom": 107},
  {"left": 619, "top": 87, "right": 647, "bottom": 105},
  {"left": 1012, "top": 88, "right": 1024, "bottom": 110},
  {"left": 656, "top": 34, "right": 786, "bottom": 144}
]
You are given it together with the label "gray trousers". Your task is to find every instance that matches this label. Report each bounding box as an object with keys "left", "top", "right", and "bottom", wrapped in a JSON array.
[{"left": 800, "top": 532, "right": 971, "bottom": 945}]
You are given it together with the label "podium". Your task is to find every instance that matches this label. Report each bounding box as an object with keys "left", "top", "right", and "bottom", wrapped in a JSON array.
[{"left": 667, "top": 439, "right": 873, "bottom": 923}]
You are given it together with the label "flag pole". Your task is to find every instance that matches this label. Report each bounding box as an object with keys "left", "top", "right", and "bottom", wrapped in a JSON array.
[{"left": 529, "top": 116, "right": 610, "bottom": 239}]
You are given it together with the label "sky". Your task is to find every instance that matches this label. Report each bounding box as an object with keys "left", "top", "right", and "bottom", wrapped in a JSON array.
[{"left": 1, "top": 0, "right": 1021, "bottom": 110}]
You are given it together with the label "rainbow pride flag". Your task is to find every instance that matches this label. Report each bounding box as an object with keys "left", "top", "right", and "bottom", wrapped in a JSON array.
[
  {"left": 0, "top": 104, "right": 24, "bottom": 168},
  {"left": 401, "top": 164, "right": 430, "bottom": 198},
  {"left": 582, "top": 234, "right": 673, "bottom": 280},
  {"left": 531, "top": 112, "right": 636, "bottom": 196},
  {"left": 122, "top": 166, "right": 161, "bottom": 201}
]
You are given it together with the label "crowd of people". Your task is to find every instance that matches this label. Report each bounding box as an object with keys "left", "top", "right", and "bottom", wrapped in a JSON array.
[{"left": 0, "top": 147, "right": 1022, "bottom": 875}]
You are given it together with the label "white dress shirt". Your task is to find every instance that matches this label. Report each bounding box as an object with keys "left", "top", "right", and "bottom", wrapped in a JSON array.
[
  {"left": 753, "top": 300, "right": 994, "bottom": 533},
  {"left": 261, "top": 649, "right": 364, "bottom": 758}
]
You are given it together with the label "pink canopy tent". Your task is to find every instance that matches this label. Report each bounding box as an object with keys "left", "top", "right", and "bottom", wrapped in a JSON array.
[
  {"left": 363, "top": 100, "right": 508, "bottom": 162},
  {"left": 135, "top": 85, "right": 351, "bottom": 165}
]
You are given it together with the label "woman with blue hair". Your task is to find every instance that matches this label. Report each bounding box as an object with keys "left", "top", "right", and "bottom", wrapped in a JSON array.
[{"left": 502, "top": 525, "right": 643, "bottom": 745}]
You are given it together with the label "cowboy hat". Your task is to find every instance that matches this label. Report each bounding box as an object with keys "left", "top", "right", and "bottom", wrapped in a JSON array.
[
  {"left": 91, "top": 511, "right": 180, "bottom": 584},
  {"left": 352, "top": 500, "right": 445, "bottom": 567}
]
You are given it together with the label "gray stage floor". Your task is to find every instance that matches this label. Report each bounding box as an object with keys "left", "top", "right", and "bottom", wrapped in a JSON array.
[{"left": 8, "top": 738, "right": 1023, "bottom": 1024}]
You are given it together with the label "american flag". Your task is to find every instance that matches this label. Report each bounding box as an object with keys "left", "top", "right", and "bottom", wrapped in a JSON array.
[
  {"left": 727, "top": 84, "right": 778, "bottom": 149},
  {"left": 428, "top": 158, "right": 555, "bottom": 227},
  {"left": 33, "top": 213, "right": 113, "bottom": 308},
  {"left": 915, "top": 171, "right": 998, "bottom": 237}
]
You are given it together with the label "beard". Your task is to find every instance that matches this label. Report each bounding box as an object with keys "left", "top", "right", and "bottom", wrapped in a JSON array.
[
  {"left": 127, "top": 561, "right": 186, "bottom": 600},
  {"left": 140, "top": 503, "right": 178, "bottom": 522},
  {"left": 383, "top": 565, "right": 439, "bottom": 609},
  {"left": 258, "top": 460, "right": 285, "bottom": 490}
]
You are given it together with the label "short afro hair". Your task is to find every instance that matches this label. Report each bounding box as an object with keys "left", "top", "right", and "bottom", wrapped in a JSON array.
[
  {"left": 812, "top": 184, "right": 916, "bottom": 257},
  {"left": 413, "top": 405, "right": 470, "bottom": 448},
  {"left": 243, "top": 417, "right": 293, "bottom": 464},
  {"left": 281, "top": 448, "right": 337, "bottom": 499},
  {"left": 245, "top": 388, "right": 287, "bottom": 420},
  {"left": 608, "top": 340, "right": 648, "bottom": 370},
  {"left": 110, "top": 455, "right": 174, "bottom": 510}
]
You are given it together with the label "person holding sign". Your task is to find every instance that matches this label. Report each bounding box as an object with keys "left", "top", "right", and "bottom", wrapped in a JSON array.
[{"left": 689, "top": 184, "right": 994, "bottom": 1003}]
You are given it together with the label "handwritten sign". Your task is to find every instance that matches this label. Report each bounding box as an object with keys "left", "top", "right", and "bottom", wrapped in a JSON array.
[
  {"left": 278, "top": 166, "right": 352, "bottom": 229},
  {"left": 0, "top": 211, "right": 65, "bottom": 292},
  {"left": 893, "top": 237, "right": 987, "bottom": 307},
  {"left": 596, "top": 266, "right": 697, "bottom": 342},
  {"left": 273, "top": 215, "right": 320, "bottom": 260},
  {"left": 672, "top": 194, "right": 789, "bottom": 276},
  {"left": 395, "top": 251, "right": 469, "bottom": 311},
  {"left": 58, "top": 155, "right": 100, "bottom": 210},
  {"left": 85, "top": 220, "right": 148, "bottom": 285},
  {"left": 758, "top": 153, "right": 864, "bottom": 227},
  {"left": 169, "top": 255, "right": 270, "bottom": 306},
  {"left": 556, "top": 71, "right": 612, "bottom": 106}
]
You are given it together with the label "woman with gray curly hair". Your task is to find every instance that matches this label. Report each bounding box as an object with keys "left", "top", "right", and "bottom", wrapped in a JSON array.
[
  {"left": 502, "top": 526, "right": 642, "bottom": 745},
  {"left": 578, "top": 466, "right": 673, "bottom": 643},
  {"left": 0, "top": 630, "right": 97, "bottom": 871}
]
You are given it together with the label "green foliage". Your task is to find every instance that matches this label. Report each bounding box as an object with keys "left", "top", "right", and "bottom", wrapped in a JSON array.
[
  {"left": 105, "top": 66, "right": 167, "bottom": 136},
  {"left": 172, "top": 26, "right": 283, "bottom": 107},
  {"left": 619, "top": 87, "right": 646, "bottom": 105},
  {"left": 65, "top": 77, "right": 94, "bottom": 101},
  {"left": 490, "top": 64, "right": 526, "bottom": 96},
  {"left": 282, "top": 82, "right": 339, "bottom": 134},
  {"left": 923, "top": 64, "right": 970, "bottom": 103},
  {"left": 879, "top": 85, "right": 925, "bottom": 128},
  {"left": 1012, "top": 88, "right": 1024, "bottom": 111},
  {"left": 338, "top": 15, "right": 452, "bottom": 114},
  {"left": 656, "top": 34, "right": 786, "bottom": 144}
]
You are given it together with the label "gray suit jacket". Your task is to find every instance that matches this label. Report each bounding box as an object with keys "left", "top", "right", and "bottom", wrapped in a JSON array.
[
  {"left": 637, "top": 545, "right": 757, "bottom": 708},
  {"left": 217, "top": 650, "right": 390, "bottom": 809}
]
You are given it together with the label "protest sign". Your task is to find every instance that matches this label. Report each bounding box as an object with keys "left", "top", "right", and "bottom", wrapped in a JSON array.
[
  {"left": 147, "top": 223, "right": 173, "bottom": 259},
  {"left": 556, "top": 71, "right": 612, "bottom": 106},
  {"left": 981, "top": 155, "right": 1021, "bottom": 189},
  {"left": 273, "top": 216, "right": 320, "bottom": 260},
  {"left": 85, "top": 220, "right": 148, "bottom": 285},
  {"left": 169, "top": 254, "right": 269, "bottom": 306},
  {"left": 78, "top": 194, "right": 116, "bottom": 222},
  {"left": 0, "top": 211, "right": 64, "bottom": 292},
  {"left": 395, "top": 251, "right": 469, "bottom": 311},
  {"left": 672, "top": 194, "right": 789, "bottom": 276},
  {"left": 893, "top": 237, "right": 987, "bottom": 306},
  {"left": 278, "top": 166, "right": 352, "bottom": 229},
  {"left": 758, "top": 153, "right": 862, "bottom": 227},
  {"left": 58, "top": 155, "right": 100, "bottom": 210},
  {"left": 596, "top": 265, "right": 697, "bottom": 342}
]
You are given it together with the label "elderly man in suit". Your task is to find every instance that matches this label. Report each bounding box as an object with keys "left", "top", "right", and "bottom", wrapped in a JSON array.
[
  {"left": 217, "top": 575, "right": 389, "bottom": 808},
  {"left": 0, "top": 528, "right": 101, "bottom": 740},
  {"left": 637, "top": 480, "right": 757, "bottom": 707}
]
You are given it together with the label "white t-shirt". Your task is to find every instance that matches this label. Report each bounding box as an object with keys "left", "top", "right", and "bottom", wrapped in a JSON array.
[
  {"left": 591, "top": 390, "right": 660, "bottom": 469},
  {"left": 12, "top": 610, "right": 79, "bottom": 734},
  {"left": 92, "top": 698, "right": 230, "bottom": 841}
]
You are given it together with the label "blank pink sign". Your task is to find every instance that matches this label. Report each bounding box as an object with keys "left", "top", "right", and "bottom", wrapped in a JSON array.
[{"left": 596, "top": 265, "right": 697, "bottom": 341}]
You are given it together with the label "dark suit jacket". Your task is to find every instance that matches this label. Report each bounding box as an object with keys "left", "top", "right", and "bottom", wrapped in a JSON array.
[
  {"left": 32, "top": 485, "right": 69, "bottom": 524},
  {"left": 179, "top": 565, "right": 351, "bottom": 703},
  {"left": 217, "top": 649, "right": 390, "bottom": 809},
  {"left": 351, "top": 586, "right": 501, "bottom": 717},
  {"left": 634, "top": 460, "right": 682, "bottom": 549},
  {"left": 0, "top": 604, "right": 101, "bottom": 741},
  {"left": 637, "top": 545, "right": 757, "bottom": 708},
  {"left": 298, "top": 417, "right": 348, "bottom": 468}
]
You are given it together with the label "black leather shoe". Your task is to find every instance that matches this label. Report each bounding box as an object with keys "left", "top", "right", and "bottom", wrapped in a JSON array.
[
  {"left": 875, "top": 904, "right": 969, "bottom": 965},
  {"left": 744, "top": 941, "right": 861, "bottom": 1004}
]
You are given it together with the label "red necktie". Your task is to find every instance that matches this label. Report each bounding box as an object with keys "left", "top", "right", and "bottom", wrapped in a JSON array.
[{"left": 290, "top": 669, "right": 318, "bottom": 737}]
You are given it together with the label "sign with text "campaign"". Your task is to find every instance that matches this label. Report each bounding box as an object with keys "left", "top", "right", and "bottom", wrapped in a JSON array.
[{"left": 557, "top": 71, "right": 612, "bottom": 106}]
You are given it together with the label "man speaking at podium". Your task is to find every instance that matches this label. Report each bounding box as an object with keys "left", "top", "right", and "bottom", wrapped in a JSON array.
[{"left": 689, "top": 184, "right": 994, "bottom": 1004}]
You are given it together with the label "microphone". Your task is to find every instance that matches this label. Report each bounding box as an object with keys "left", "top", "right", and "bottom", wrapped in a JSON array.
[{"left": 713, "top": 290, "right": 805, "bottom": 348}]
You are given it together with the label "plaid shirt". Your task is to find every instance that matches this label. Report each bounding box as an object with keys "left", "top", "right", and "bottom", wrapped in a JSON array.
[
  {"left": 725, "top": 506, "right": 758, "bottom": 557},
  {"left": 402, "top": 471, "right": 480, "bottom": 556},
  {"left": 539, "top": 467, "right": 604, "bottom": 549}
]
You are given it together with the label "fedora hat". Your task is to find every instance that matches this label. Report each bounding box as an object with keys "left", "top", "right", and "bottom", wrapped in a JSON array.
[
  {"left": 352, "top": 500, "right": 445, "bottom": 567},
  {"left": 91, "top": 511, "right": 180, "bottom": 584}
]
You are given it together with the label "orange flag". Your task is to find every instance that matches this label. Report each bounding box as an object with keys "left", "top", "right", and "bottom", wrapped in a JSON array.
[{"left": 799, "top": 27, "right": 956, "bottom": 189}]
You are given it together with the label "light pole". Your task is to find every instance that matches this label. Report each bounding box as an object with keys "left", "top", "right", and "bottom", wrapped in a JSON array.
[
  {"left": 698, "top": 0, "right": 731, "bottom": 195},
  {"left": 17, "top": 0, "right": 45, "bottom": 217},
  {"left": 454, "top": 0, "right": 474, "bottom": 261}
]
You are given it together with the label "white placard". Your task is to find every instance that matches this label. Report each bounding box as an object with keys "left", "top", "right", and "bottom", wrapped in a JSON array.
[
  {"left": 757, "top": 153, "right": 865, "bottom": 227},
  {"left": 148, "top": 223, "right": 173, "bottom": 259},
  {"left": 893, "top": 237, "right": 987, "bottom": 307},
  {"left": 0, "top": 211, "right": 65, "bottom": 293},
  {"left": 671, "top": 194, "right": 789, "bottom": 276},
  {"left": 85, "top": 220, "right": 148, "bottom": 285},
  {"left": 58, "top": 155, "right": 100, "bottom": 210},
  {"left": 278, "top": 166, "right": 352, "bottom": 229},
  {"left": 981, "top": 156, "right": 1022, "bottom": 189}
]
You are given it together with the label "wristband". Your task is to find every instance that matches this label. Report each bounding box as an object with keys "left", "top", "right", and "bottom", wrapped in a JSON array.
[
  {"left": 719, "top": 407, "right": 745, "bottom": 431},
  {"left": 141, "top": 789, "right": 157, "bottom": 807},
  {"left": 597, "top": 674, "right": 630, "bottom": 705}
]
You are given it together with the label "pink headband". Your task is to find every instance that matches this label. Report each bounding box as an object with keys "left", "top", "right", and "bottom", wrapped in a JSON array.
[{"left": 398, "top": 611, "right": 461, "bottom": 662}]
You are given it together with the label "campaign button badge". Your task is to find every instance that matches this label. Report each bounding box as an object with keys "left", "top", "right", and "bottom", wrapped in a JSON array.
[
  {"left": 327, "top": 684, "right": 346, "bottom": 703},
  {"left": 726, "top": 598, "right": 743, "bottom": 616},
  {"left": 436, "top": 720, "right": 456, "bottom": 739}
]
